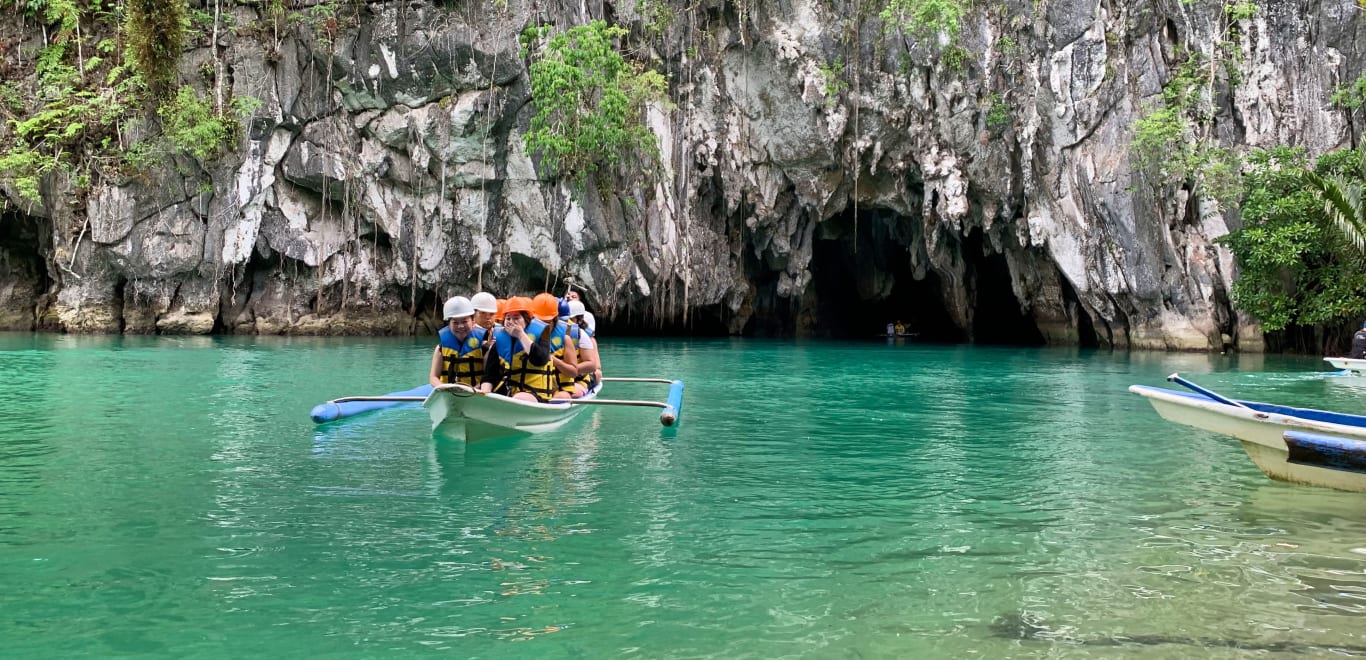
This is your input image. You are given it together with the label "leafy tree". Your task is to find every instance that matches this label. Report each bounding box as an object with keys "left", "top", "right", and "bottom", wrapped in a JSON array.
[
  {"left": 521, "top": 20, "right": 668, "bottom": 185},
  {"left": 1219, "top": 147, "right": 1366, "bottom": 339},
  {"left": 1303, "top": 143, "right": 1366, "bottom": 260}
]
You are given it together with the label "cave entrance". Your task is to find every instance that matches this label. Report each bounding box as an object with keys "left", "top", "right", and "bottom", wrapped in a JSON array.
[
  {"left": 809, "top": 209, "right": 962, "bottom": 341},
  {"left": 963, "top": 231, "right": 1045, "bottom": 347},
  {"left": 0, "top": 209, "right": 53, "bottom": 330},
  {"left": 809, "top": 210, "right": 1050, "bottom": 346}
]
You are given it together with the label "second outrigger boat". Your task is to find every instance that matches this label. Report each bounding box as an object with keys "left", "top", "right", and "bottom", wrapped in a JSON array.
[
  {"left": 1324, "top": 356, "right": 1366, "bottom": 375},
  {"left": 1130, "top": 374, "right": 1366, "bottom": 493}
]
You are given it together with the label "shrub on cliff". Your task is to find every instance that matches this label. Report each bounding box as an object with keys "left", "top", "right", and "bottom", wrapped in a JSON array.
[{"left": 520, "top": 20, "right": 668, "bottom": 187}]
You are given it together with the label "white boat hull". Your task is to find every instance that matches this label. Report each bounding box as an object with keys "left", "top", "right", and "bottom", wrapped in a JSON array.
[
  {"left": 1130, "top": 385, "right": 1366, "bottom": 493},
  {"left": 1324, "top": 356, "right": 1366, "bottom": 374},
  {"left": 423, "top": 384, "right": 600, "bottom": 441}
]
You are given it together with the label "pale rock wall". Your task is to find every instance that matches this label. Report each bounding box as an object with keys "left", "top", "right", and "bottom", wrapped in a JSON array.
[{"left": 0, "top": 0, "right": 1359, "bottom": 350}]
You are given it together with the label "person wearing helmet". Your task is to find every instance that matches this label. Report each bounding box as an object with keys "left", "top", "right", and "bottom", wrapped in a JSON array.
[
  {"left": 564, "top": 289, "right": 596, "bottom": 335},
  {"left": 530, "top": 292, "right": 580, "bottom": 395},
  {"left": 470, "top": 291, "right": 499, "bottom": 331},
  {"left": 429, "top": 296, "right": 487, "bottom": 388},
  {"left": 565, "top": 299, "right": 601, "bottom": 397},
  {"left": 482, "top": 296, "right": 572, "bottom": 401}
]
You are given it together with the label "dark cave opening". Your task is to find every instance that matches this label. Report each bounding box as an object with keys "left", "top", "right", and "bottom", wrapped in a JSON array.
[
  {"left": 0, "top": 210, "right": 53, "bottom": 329},
  {"left": 808, "top": 209, "right": 963, "bottom": 342},
  {"left": 961, "top": 232, "right": 1045, "bottom": 347},
  {"left": 112, "top": 276, "right": 127, "bottom": 333},
  {"left": 807, "top": 210, "right": 1049, "bottom": 346},
  {"left": 810, "top": 236, "right": 960, "bottom": 341},
  {"left": 0, "top": 209, "right": 51, "bottom": 283}
]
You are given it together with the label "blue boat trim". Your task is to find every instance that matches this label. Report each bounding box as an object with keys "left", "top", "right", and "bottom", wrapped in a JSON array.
[
  {"left": 310, "top": 384, "right": 434, "bottom": 424},
  {"left": 1284, "top": 430, "right": 1366, "bottom": 475}
]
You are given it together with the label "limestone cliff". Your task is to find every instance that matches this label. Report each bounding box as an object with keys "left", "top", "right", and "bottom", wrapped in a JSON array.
[{"left": 0, "top": 0, "right": 1360, "bottom": 348}]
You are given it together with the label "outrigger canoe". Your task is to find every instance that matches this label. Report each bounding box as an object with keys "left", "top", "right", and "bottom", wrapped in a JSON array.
[
  {"left": 1130, "top": 374, "right": 1366, "bottom": 493},
  {"left": 311, "top": 377, "right": 684, "bottom": 442},
  {"left": 423, "top": 382, "right": 602, "bottom": 441}
]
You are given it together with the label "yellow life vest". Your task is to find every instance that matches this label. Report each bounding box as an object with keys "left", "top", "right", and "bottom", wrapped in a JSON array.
[
  {"left": 438, "top": 326, "right": 486, "bottom": 387},
  {"left": 494, "top": 321, "right": 563, "bottom": 401}
]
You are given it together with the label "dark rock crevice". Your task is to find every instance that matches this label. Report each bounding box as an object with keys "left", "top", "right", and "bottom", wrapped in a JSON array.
[{"left": 0, "top": 210, "right": 53, "bottom": 331}]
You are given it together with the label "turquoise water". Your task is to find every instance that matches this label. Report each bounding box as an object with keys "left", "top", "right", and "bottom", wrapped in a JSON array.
[{"left": 2, "top": 334, "right": 1365, "bottom": 657}]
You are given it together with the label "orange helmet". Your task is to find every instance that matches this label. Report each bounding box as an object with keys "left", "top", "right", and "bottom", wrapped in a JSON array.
[
  {"left": 531, "top": 293, "right": 559, "bottom": 322},
  {"left": 503, "top": 296, "right": 534, "bottom": 321},
  {"left": 495, "top": 298, "right": 507, "bottom": 322}
]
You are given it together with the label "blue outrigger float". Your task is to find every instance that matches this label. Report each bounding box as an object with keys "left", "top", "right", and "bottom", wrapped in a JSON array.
[{"left": 1131, "top": 374, "right": 1366, "bottom": 493}]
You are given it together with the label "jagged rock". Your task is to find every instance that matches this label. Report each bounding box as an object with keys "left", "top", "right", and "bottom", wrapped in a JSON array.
[
  {"left": 1, "top": 0, "right": 1356, "bottom": 348},
  {"left": 0, "top": 278, "right": 37, "bottom": 330}
]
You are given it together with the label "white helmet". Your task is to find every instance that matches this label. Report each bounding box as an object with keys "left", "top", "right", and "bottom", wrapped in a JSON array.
[
  {"left": 567, "top": 300, "right": 586, "bottom": 318},
  {"left": 442, "top": 296, "right": 474, "bottom": 320},
  {"left": 470, "top": 291, "right": 498, "bottom": 313}
]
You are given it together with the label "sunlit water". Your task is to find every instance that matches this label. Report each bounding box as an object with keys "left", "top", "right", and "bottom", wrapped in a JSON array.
[{"left": 2, "top": 334, "right": 1364, "bottom": 657}]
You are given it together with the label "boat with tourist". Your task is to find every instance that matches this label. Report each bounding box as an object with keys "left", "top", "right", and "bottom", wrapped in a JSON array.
[
  {"left": 1130, "top": 374, "right": 1366, "bottom": 493},
  {"left": 311, "top": 377, "right": 685, "bottom": 441},
  {"left": 423, "top": 382, "right": 603, "bottom": 441}
]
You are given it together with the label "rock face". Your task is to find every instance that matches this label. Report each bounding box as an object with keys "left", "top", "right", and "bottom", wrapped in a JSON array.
[{"left": 0, "top": 0, "right": 1359, "bottom": 349}]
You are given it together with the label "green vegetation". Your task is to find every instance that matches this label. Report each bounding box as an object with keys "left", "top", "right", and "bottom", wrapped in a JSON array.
[
  {"left": 940, "top": 44, "right": 968, "bottom": 73},
  {"left": 159, "top": 87, "right": 260, "bottom": 161},
  {"left": 520, "top": 20, "right": 669, "bottom": 185},
  {"left": 0, "top": 0, "right": 270, "bottom": 208},
  {"left": 1130, "top": 2, "right": 1260, "bottom": 204},
  {"left": 985, "top": 94, "right": 1010, "bottom": 132},
  {"left": 1304, "top": 145, "right": 1366, "bottom": 261},
  {"left": 1131, "top": 42, "right": 1244, "bottom": 205},
  {"left": 997, "top": 34, "right": 1018, "bottom": 56},
  {"left": 126, "top": 0, "right": 189, "bottom": 97},
  {"left": 1331, "top": 73, "right": 1366, "bottom": 110},
  {"left": 1219, "top": 147, "right": 1366, "bottom": 334},
  {"left": 878, "top": 0, "right": 967, "bottom": 40},
  {"left": 817, "top": 57, "right": 848, "bottom": 108},
  {"left": 301, "top": 2, "right": 349, "bottom": 49},
  {"left": 878, "top": 0, "right": 970, "bottom": 72},
  {"left": 634, "top": 0, "right": 674, "bottom": 35}
]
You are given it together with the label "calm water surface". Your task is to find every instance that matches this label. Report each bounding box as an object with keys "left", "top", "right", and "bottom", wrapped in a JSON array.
[{"left": 1, "top": 334, "right": 1364, "bottom": 657}]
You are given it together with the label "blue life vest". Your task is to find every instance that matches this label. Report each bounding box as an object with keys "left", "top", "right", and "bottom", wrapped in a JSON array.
[{"left": 437, "top": 325, "right": 486, "bottom": 386}]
